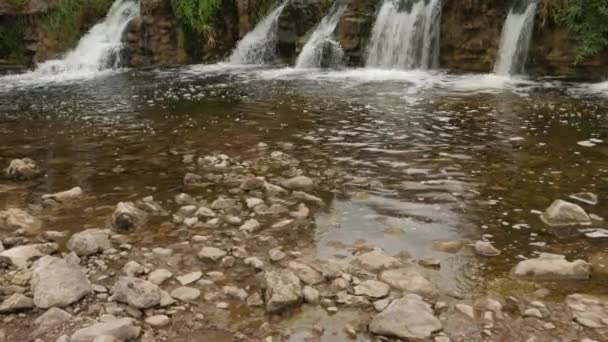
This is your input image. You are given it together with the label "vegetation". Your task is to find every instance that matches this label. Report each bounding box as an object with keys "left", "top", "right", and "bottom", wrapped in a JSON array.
[
  {"left": 7, "top": 0, "right": 29, "bottom": 10},
  {"left": 43, "top": 0, "right": 113, "bottom": 44},
  {"left": 169, "top": 0, "right": 222, "bottom": 34},
  {"left": 251, "top": 0, "right": 275, "bottom": 25},
  {"left": 553, "top": 0, "right": 608, "bottom": 62},
  {"left": 0, "top": 24, "right": 24, "bottom": 60}
]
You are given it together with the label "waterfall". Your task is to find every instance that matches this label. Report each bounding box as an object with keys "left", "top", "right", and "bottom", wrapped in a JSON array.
[
  {"left": 295, "top": 1, "right": 348, "bottom": 68},
  {"left": 366, "top": 0, "right": 441, "bottom": 70},
  {"left": 494, "top": 0, "right": 537, "bottom": 76},
  {"left": 34, "top": 0, "right": 140, "bottom": 76},
  {"left": 228, "top": 1, "right": 288, "bottom": 65}
]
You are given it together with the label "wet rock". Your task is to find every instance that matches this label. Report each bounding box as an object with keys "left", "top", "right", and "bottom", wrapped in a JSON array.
[
  {"left": 512, "top": 253, "right": 591, "bottom": 280},
  {"left": 353, "top": 280, "right": 390, "bottom": 298},
  {"left": 111, "top": 277, "right": 161, "bottom": 309},
  {"left": 32, "top": 255, "right": 92, "bottom": 308},
  {"left": 195, "top": 206, "right": 216, "bottom": 218},
  {"left": 70, "top": 317, "right": 140, "bottom": 342},
  {"left": 0, "top": 243, "right": 58, "bottom": 268},
  {"left": 198, "top": 246, "right": 227, "bottom": 262},
  {"left": 170, "top": 286, "right": 200, "bottom": 302},
  {"left": 379, "top": 268, "right": 437, "bottom": 298},
  {"left": 122, "top": 261, "right": 146, "bottom": 277},
  {"left": 589, "top": 252, "right": 608, "bottom": 275},
  {"left": 35, "top": 307, "right": 72, "bottom": 332},
  {"left": 569, "top": 192, "right": 599, "bottom": 206},
  {"left": 240, "top": 219, "right": 261, "bottom": 233},
  {"left": 5, "top": 158, "right": 41, "bottom": 180},
  {"left": 292, "top": 191, "right": 324, "bottom": 205},
  {"left": 174, "top": 193, "right": 195, "bottom": 206},
  {"left": 281, "top": 176, "right": 314, "bottom": 191},
  {"left": 287, "top": 261, "right": 323, "bottom": 285},
  {"left": 42, "top": 187, "right": 84, "bottom": 206},
  {"left": 264, "top": 182, "right": 288, "bottom": 196},
  {"left": 0, "top": 293, "right": 34, "bottom": 313},
  {"left": 145, "top": 315, "right": 170, "bottom": 327},
  {"left": 474, "top": 241, "right": 501, "bottom": 257},
  {"left": 272, "top": 219, "right": 294, "bottom": 229},
  {"left": 290, "top": 203, "right": 310, "bottom": 219},
  {"left": 540, "top": 199, "right": 591, "bottom": 227},
  {"left": 263, "top": 269, "right": 303, "bottom": 313},
  {"left": 223, "top": 286, "right": 248, "bottom": 301},
  {"left": 269, "top": 248, "right": 286, "bottom": 262},
  {"left": 369, "top": 294, "right": 442, "bottom": 339},
  {"left": 67, "top": 229, "right": 111, "bottom": 256},
  {"left": 112, "top": 202, "right": 147, "bottom": 232},
  {"left": 352, "top": 250, "right": 402, "bottom": 272},
  {"left": 523, "top": 308, "right": 543, "bottom": 318},
  {"left": 302, "top": 285, "right": 320, "bottom": 304},
  {"left": 0, "top": 208, "right": 41, "bottom": 232},
  {"left": 566, "top": 294, "right": 608, "bottom": 328},
  {"left": 176, "top": 271, "right": 202, "bottom": 286},
  {"left": 241, "top": 176, "right": 265, "bottom": 191},
  {"left": 432, "top": 240, "right": 464, "bottom": 253},
  {"left": 211, "top": 197, "right": 238, "bottom": 210}
]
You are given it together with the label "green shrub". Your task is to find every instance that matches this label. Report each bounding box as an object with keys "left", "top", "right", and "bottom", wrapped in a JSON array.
[
  {"left": 554, "top": 0, "right": 608, "bottom": 62},
  {"left": 170, "top": 0, "right": 222, "bottom": 33},
  {"left": 0, "top": 24, "right": 24, "bottom": 60},
  {"left": 43, "top": 0, "right": 113, "bottom": 45},
  {"left": 251, "top": 0, "right": 275, "bottom": 25}
]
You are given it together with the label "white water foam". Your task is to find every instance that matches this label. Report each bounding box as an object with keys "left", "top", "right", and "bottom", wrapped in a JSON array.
[{"left": 494, "top": 0, "right": 537, "bottom": 75}]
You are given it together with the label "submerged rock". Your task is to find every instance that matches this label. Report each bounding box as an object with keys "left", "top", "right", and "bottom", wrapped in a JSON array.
[
  {"left": 42, "top": 187, "right": 84, "bottom": 207},
  {"left": 353, "top": 280, "right": 390, "bottom": 298},
  {"left": 111, "top": 277, "right": 161, "bottom": 309},
  {"left": 352, "top": 250, "right": 402, "bottom": 272},
  {"left": 512, "top": 253, "right": 591, "bottom": 280},
  {"left": 198, "top": 246, "right": 227, "bottom": 262},
  {"left": 112, "top": 202, "right": 147, "bottom": 232},
  {"left": 0, "top": 243, "right": 58, "bottom": 268},
  {"left": 67, "top": 229, "right": 111, "bottom": 256},
  {"left": 70, "top": 317, "right": 140, "bottom": 342},
  {"left": 263, "top": 269, "right": 302, "bottom": 313},
  {"left": 287, "top": 261, "right": 323, "bottom": 285},
  {"left": 369, "top": 294, "right": 442, "bottom": 339},
  {"left": 566, "top": 294, "right": 608, "bottom": 328},
  {"left": 379, "top": 268, "right": 437, "bottom": 298},
  {"left": 5, "top": 158, "right": 41, "bottom": 180},
  {"left": 281, "top": 175, "right": 314, "bottom": 191},
  {"left": 569, "top": 192, "right": 599, "bottom": 206},
  {"left": 432, "top": 240, "right": 464, "bottom": 253},
  {"left": 474, "top": 241, "right": 501, "bottom": 256},
  {"left": 31, "top": 255, "right": 92, "bottom": 308},
  {"left": 0, "top": 208, "right": 41, "bottom": 232},
  {"left": 540, "top": 199, "right": 591, "bottom": 227}
]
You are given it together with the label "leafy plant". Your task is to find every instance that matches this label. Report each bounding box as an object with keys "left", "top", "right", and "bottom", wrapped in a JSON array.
[
  {"left": 553, "top": 0, "right": 608, "bottom": 62},
  {"left": 170, "top": 0, "right": 222, "bottom": 33}
]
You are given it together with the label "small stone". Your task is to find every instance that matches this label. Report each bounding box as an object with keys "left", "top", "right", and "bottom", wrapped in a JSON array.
[
  {"left": 302, "top": 286, "right": 320, "bottom": 304},
  {"left": 281, "top": 176, "right": 314, "bottom": 191},
  {"left": 369, "top": 294, "right": 442, "bottom": 339},
  {"left": 176, "top": 271, "right": 202, "bottom": 286},
  {"left": 240, "top": 219, "right": 261, "bottom": 233},
  {"left": 287, "top": 261, "right": 323, "bottom": 285},
  {"left": 512, "top": 253, "right": 591, "bottom": 280},
  {"left": 569, "top": 192, "right": 598, "bottom": 206},
  {"left": 352, "top": 250, "right": 401, "bottom": 272},
  {"left": 148, "top": 269, "right": 173, "bottom": 285},
  {"left": 122, "top": 261, "right": 146, "bottom": 277},
  {"left": 263, "top": 269, "right": 302, "bottom": 313},
  {"left": 70, "top": 318, "right": 140, "bottom": 342},
  {"left": 432, "top": 240, "right": 463, "bottom": 253},
  {"left": 41, "top": 187, "right": 84, "bottom": 207},
  {"left": 373, "top": 299, "right": 390, "bottom": 312},
  {"left": 474, "top": 241, "right": 500, "bottom": 257},
  {"left": 245, "top": 257, "right": 264, "bottom": 270},
  {"left": 0, "top": 293, "right": 34, "bottom": 313},
  {"left": 5, "top": 158, "right": 40, "bottom": 180},
  {"left": 170, "top": 287, "right": 201, "bottom": 302},
  {"left": 379, "top": 268, "right": 437, "bottom": 298},
  {"left": 145, "top": 315, "right": 170, "bottom": 327},
  {"left": 111, "top": 277, "right": 160, "bottom": 309},
  {"left": 31, "top": 255, "right": 92, "bottom": 309},
  {"left": 523, "top": 308, "right": 543, "bottom": 318},
  {"left": 198, "top": 247, "right": 227, "bottom": 262},
  {"left": 216, "top": 302, "right": 229, "bottom": 309},
  {"left": 456, "top": 304, "right": 475, "bottom": 319},
  {"left": 0, "top": 208, "right": 41, "bottom": 232},
  {"left": 540, "top": 199, "right": 591, "bottom": 227},
  {"left": 269, "top": 248, "right": 286, "bottom": 262},
  {"left": 353, "top": 280, "right": 390, "bottom": 298},
  {"left": 247, "top": 293, "right": 264, "bottom": 307}
]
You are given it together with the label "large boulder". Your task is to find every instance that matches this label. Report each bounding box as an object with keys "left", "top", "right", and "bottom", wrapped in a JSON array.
[
  {"left": 5, "top": 158, "right": 41, "bottom": 180},
  {"left": 0, "top": 243, "right": 58, "bottom": 268},
  {"left": 512, "top": 253, "right": 591, "bottom": 280},
  {"left": 263, "top": 269, "right": 303, "bottom": 313},
  {"left": 0, "top": 208, "right": 41, "bottom": 232},
  {"left": 379, "top": 268, "right": 437, "bottom": 298},
  {"left": 42, "top": 187, "right": 84, "bottom": 206},
  {"left": 70, "top": 317, "right": 141, "bottom": 342},
  {"left": 111, "top": 277, "right": 161, "bottom": 309},
  {"left": 67, "top": 229, "right": 111, "bottom": 256},
  {"left": 31, "top": 255, "right": 92, "bottom": 308},
  {"left": 540, "top": 199, "right": 591, "bottom": 227},
  {"left": 111, "top": 202, "right": 148, "bottom": 232},
  {"left": 369, "top": 294, "right": 442, "bottom": 339}
]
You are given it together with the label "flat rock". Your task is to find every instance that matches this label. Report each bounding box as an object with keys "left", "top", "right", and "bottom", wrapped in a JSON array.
[
  {"left": 5, "top": 158, "right": 40, "bottom": 180},
  {"left": 287, "top": 261, "right": 323, "bottom": 285},
  {"left": 512, "top": 253, "right": 591, "bottom": 280},
  {"left": 42, "top": 187, "right": 84, "bottom": 206},
  {"left": 566, "top": 294, "right": 608, "bottom": 328},
  {"left": 111, "top": 277, "right": 160, "bottom": 309},
  {"left": 198, "top": 246, "right": 227, "bottom": 262},
  {"left": 369, "top": 294, "right": 442, "bottom": 339},
  {"left": 540, "top": 199, "right": 591, "bottom": 227},
  {"left": 354, "top": 280, "right": 390, "bottom": 298},
  {"left": 145, "top": 315, "right": 170, "bottom": 327},
  {"left": 281, "top": 176, "right": 314, "bottom": 191},
  {"left": 170, "top": 286, "right": 201, "bottom": 302},
  {"left": 177, "top": 271, "right": 202, "bottom": 285},
  {"left": 31, "top": 255, "right": 92, "bottom": 308},
  {"left": 569, "top": 192, "right": 599, "bottom": 206},
  {"left": 352, "top": 250, "right": 402, "bottom": 272},
  {"left": 456, "top": 303, "right": 475, "bottom": 319},
  {"left": 263, "top": 269, "right": 302, "bottom": 313},
  {"left": 379, "top": 268, "right": 437, "bottom": 298},
  {"left": 0, "top": 293, "right": 34, "bottom": 313},
  {"left": 67, "top": 229, "right": 111, "bottom": 256},
  {"left": 70, "top": 317, "right": 140, "bottom": 342},
  {"left": 0, "top": 208, "right": 41, "bottom": 232},
  {"left": 0, "top": 242, "right": 58, "bottom": 268}
]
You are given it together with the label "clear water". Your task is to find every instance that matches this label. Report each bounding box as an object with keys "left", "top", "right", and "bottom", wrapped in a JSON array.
[{"left": 494, "top": 0, "right": 537, "bottom": 75}]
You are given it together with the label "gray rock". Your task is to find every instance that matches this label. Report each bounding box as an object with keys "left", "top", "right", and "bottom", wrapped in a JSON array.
[
  {"left": 352, "top": 250, "right": 402, "bottom": 272},
  {"left": 70, "top": 317, "right": 140, "bottom": 342},
  {"left": 42, "top": 187, "right": 84, "bottom": 207},
  {"left": 195, "top": 206, "right": 216, "bottom": 218},
  {"left": 569, "top": 192, "right": 599, "bottom": 206},
  {"left": 32, "top": 255, "right": 92, "bottom": 308},
  {"left": 0, "top": 208, "right": 41, "bottom": 232},
  {"left": 198, "top": 247, "right": 227, "bottom": 262},
  {"left": 5, "top": 158, "right": 40, "bottom": 180},
  {"left": 67, "top": 229, "right": 111, "bottom": 256},
  {"left": 35, "top": 307, "right": 72, "bottom": 332},
  {"left": 170, "top": 286, "right": 200, "bottom": 302},
  {"left": 432, "top": 240, "right": 464, "bottom": 253},
  {"left": 112, "top": 202, "right": 147, "bottom": 232},
  {"left": 290, "top": 203, "right": 310, "bottom": 219},
  {"left": 540, "top": 199, "right": 591, "bottom": 227},
  {"left": 145, "top": 315, "right": 170, "bottom": 327},
  {"left": 111, "top": 277, "right": 160, "bottom": 309},
  {"left": 455, "top": 303, "right": 475, "bottom": 319},
  {"left": 93, "top": 336, "right": 118, "bottom": 342},
  {"left": 287, "top": 261, "right": 323, "bottom": 285},
  {"left": 263, "top": 269, "right": 302, "bottom": 313},
  {"left": 121, "top": 261, "right": 146, "bottom": 277},
  {"left": 147, "top": 269, "right": 173, "bottom": 285},
  {"left": 281, "top": 176, "right": 314, "bottom": 191},
  {"left": 292, "top": 191, "right": 324, "bottom": 205},
  {"left": 0, "top": 293, "right": 34, "bottom": 313},
  {"left": 353, "top": 280, "right": 390, "bottom": 298},
  {"left": 512, "top": 253, "right": 591, "bottom": 280},
  {"left": 523, "top": 308, "right": 543, "bottom": 318},
  {"left": 0, "top": 242, "right": 58, "bottom": 268},
  {"left": 241, "top": 176, "right": 265, "bottom": 191},
  {"left": 474, "top": 241, "right": 501, "bottom": 257},
  {"left": 176, "top": 271, "right": 202, "bottom": 286},
  {"left": 566, "top": 294, "right": 608, "bottom": 328},
  {"left": 222, "top": 286, "right": 248, "bottom": 301},
  {"left": 379, "top": 268, "right": 437, "bottom": 298},
  {"left": 369, "top": 294, "right": 442, "bottom": 339},
  {"left": 239, "top": 219, "right": 261, "bottom": 233},
  {"left": 302, "top": 285, "right": 320, "bottom": 304}
]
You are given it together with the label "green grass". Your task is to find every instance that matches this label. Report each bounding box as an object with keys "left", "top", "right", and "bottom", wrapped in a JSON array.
[
  {"left": 170, "top": 0, "right": 222, "bottom": 33},
  {"left": 43, "top": 0, "right": 113, "bottom": 46},
  {"left": 0, "top": 24, "right": 25, "bottom": 60},
  {"left": 553, "top": 0, "right": 608, "bottom": 62}
]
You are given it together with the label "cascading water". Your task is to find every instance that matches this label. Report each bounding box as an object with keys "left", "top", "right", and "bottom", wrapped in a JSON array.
[
  {"left": 34, "top": 0, "right": 140, "bottom": 76},
  {"left": 228, "top": 1, "right": 288, "bottom": 65},
  {"left": 494, "top": 0, "right": 537, "bottom": 76},
  {"left": 295, "top": 1, "right": 348, "bottom": 68},
  {"left": 366, "top": 0, "right": 441, "bottom": 70}
]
